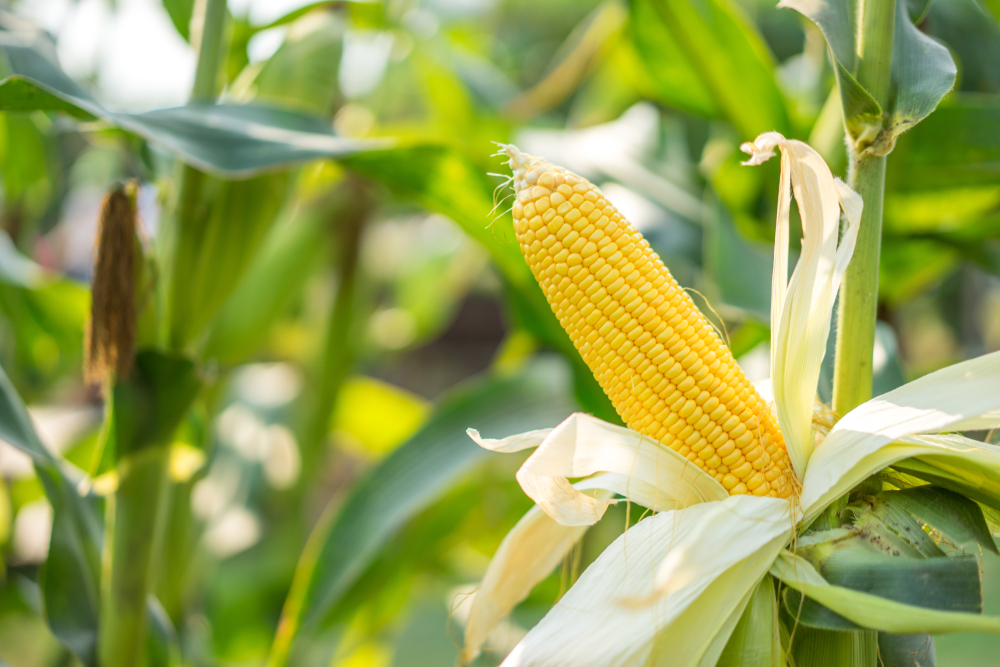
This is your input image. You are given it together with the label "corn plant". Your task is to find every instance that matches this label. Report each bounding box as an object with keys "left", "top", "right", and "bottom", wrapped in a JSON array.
[{"left": 0, "top": 0, "right": 999, "bottom": 666}]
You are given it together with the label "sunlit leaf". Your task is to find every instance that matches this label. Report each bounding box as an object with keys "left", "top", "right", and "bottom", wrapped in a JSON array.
[
  {"left": 630, "top": 0, "right": 790, "bottom": 139},
  {"left": 203, "top": 211, "right": 329, "bottom": 364},
  {"left": 332, "top": 376, "right": 430, "bottom": 457}
]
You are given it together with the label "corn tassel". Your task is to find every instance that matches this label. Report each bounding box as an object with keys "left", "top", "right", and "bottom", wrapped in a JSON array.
[{"left": 504, "top": 145, "right": 793, "bottom": 498}]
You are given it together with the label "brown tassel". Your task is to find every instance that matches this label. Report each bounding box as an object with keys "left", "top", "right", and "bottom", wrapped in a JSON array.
[{"left": 85, "top": 183, "right": 138, "bottom": 384}]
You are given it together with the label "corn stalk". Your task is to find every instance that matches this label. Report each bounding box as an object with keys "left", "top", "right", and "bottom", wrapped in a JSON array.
[
  {"left": 832, "top": 0, "right": 897, "bottom": 416},
  {"left": 97, "top": 1, "right": 228, "bottom": 665}
]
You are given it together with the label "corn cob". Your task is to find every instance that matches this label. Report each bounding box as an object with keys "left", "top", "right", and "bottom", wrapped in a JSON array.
[{"left": 504, "top": 145, "right": 793, "bottom": 498}]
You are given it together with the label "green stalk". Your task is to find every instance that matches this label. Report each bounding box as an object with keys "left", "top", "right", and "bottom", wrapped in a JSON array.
[
  {"left": 99, "top": 2, "right": 227, "bottom": 664},
  {"left": 832, "top": 0, "right": 896, "bottom": 416},
  {"left": 301, "top": 183, "right": 369, "bottom": 471},
  {"left": 160, "top": 0, "right": 228, "bottom": 349},
  {"left": 828, "top": 2, "right": 896, "bottom": 664},
  {"left": 98, "top": 446, "right": 171, "bottom": 667}
]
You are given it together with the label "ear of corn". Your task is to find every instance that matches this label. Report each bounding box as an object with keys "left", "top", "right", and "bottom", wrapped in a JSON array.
[{"left": 504, "top": 145, "right": 793, "bottom": 498}]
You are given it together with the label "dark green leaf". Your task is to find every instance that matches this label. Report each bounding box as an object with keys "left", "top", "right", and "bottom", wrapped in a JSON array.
[
  {"left": 0, "top": 363, "right": 102, "bottom": 666},
  {"left": 784, "top": 588, "right": 863, "bottom": 630},
  {"left": 852, "top": 495, "right": 947, "bottom": 558},
  {"left": 39, "top": 476, "right": 103, "bottom": 667},
  {"left": 793, "top": 537, "right": 983, "bottom": 626},
  {"left": 0, "top": 361, "right": 48, "bottom": 465},
  {"left": 275, "top": 360, "right": 577, "bottom": 654},
  {"left": 883, "top": 486, "right": 999, "bottom": 556}
]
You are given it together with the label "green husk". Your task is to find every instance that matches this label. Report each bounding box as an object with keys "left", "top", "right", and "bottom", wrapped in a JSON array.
[{"left": 717, "top": 576, "right": 781, "bottom": 667}]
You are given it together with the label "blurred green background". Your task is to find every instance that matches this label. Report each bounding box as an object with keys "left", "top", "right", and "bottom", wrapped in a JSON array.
[{"left": 0, "top": 0, "right": 999, "bottom": 665}]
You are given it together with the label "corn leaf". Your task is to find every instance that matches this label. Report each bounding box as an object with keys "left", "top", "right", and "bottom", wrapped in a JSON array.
[
  {"left": 715, "top": 575, "right": 781, "bottom": 667},
  {"left": 772, "top": 551, "right": 1000, "bottom": 634},
  {"left": 0, "top": 363, "right": 102, "bottom": 665},
  {"left": 203, "top": 212, "right": 329, "bottom": 364},
  {"left": 629, "top": 0, "right": 789, "bottom": 139},
  {"left": 162, "top": 0, "right": 195, "bottom": 41},
  {"left": 880, "top": 486, "right": 999, "bottom": 556},
  {"left": 704, "top": 198, "right": 774, "bottom": 322},
  {"left": 168, "top": 173, "right": 292, "bottom": 349},
  {"left": 790, "top": 539, "right": 982, "bottom": 623},
  {"left": 270, "top": 360, "right": 577, "bottom": 660},
  {"left": 98, "top": 351, "right": 201, "bottom": 467},
  {"left": 0, "top": 35, "right": 387, "bottom": 177},
  {"left": 782, "top": 0, "right": 956, "bottom": 155},
  {"left": 462, "top": 476, "right": 616, "bottom": 663}
]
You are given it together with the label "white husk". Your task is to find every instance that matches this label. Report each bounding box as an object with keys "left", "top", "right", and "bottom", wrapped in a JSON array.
[
  {"left": 499, "top": 497, "right": 791, "bottom": 667},
  {"left": 741, "top": 132, "right": 862, "bottom": 481},
  {"left": 503, "top": 413, "right": 727, "bottom": 526}
]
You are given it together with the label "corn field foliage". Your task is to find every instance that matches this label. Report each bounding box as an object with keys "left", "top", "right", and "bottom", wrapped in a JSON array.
[{"left": 0, "top": 0, "right": 998, "bottom": 665}]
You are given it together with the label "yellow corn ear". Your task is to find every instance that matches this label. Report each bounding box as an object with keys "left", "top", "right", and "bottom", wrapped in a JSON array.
[{"left": 505, "top": 145, "right": 793, "bottom": 498}]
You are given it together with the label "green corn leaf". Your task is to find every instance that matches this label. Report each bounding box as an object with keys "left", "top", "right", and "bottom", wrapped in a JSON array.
[
  {"left": 782, "top": 0, "right": 956, "bottom": 155},
  {"left": 880, "top": 486, "right": 999, "bottom": 556},
  {"left": 851, "top": 500, "right": 946, "bottom": 559},
  {"left": 717, "top": 576, "right": 781, "bottom": 667},
  {"left": 0, "top": 35, "right": 388, "bottom": 177},
  {"left": 885, "top": 98, "right": 1000, "bottom": 236},
  {"left": 162, "top": 0, "right": 195, "bottom": 41},
  {"left": 250, "top": 11, "right": 344, "bottom": 115},
  {"left": 704, "top": 198, "right": 774, "bottom": 323},
  {"left": 788, "top": 627, "right": 878, "bottom": 667},
  {"left": 203, "top": 211, "right": 329, "bottom": 364},
  {"left": 796, "top": 537, "right": 982, "bottom": 614},
  {"left": 629, "top": 0, "right": 790, "bottom": 139},
  {"left": 168, "top": 172, "right": 292, "bottom": 349},
  {"left": 145, "top": 598, "right": 180, "bottom": 667},
  {"left": 775, "top": 541, "right": 994, "bottom": 635},
  {"left": 893, "top": 457, "right": 1000, "bottom": 519},
  {"left": 0, "top": 363, "right": 103, "bottom": 666},
  {"left": 268, "top": 359, "right": 577, "bottom": 665},
  {"left": 773, "top": 550, "right": 1000, "bottom": 634}
]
